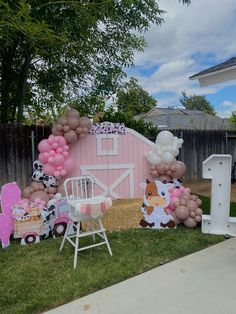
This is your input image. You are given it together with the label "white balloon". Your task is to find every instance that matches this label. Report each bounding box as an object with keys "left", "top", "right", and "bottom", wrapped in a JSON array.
[
  {"left": 156, "top": 131, "right": 173, "bottom": 145},
  {"left": 162, "top": 152, "right": 174, "bottom": 162}
]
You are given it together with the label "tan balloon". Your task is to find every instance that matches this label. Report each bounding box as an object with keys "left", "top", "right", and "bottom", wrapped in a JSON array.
[
  {"left": 22, "top": 186, "right": 32, "bottom": 199},
  {"left": 64, "top": 130, "right": 78, "bottom": 143},
  {"left": 66, "top": 109, "right": 80, "bottom": 119},
  {"left": 172, "top": 161, "right": 186, "bottom": 179},
  {"left": 48, "top": 187, "right": 57, "bottom": 194},
  {"left": 31, "top": 181, "right": 44, "bottom": 191},
  {"left": 75, "top": 127, "right": 83, "bottom": 135},
  {"left": 78, "top": 117, "right": 92, "bottom": 129},
  {"left": 63, "top": 125, "right": 70, "bottom": 132},
  {"left": 58, "top": 117, "right": 68, "bottom": 126},
  {"left": 51, "top": 125, "right": 63, "bottom": 136},
  {"left": 175, "top": 206, "right": 189, "bottom": 220},
  {"left": 57, "top": 182, "right": 68, "bottom": 196},
  {"left": 30, "top": 191, "right": 49, "bottom": 203},
  {"left": 68, "top": 117, "right": 79, "bottom": 130},
  {"left": 184, "top": 217, "right": 197, "bottom": 228}
]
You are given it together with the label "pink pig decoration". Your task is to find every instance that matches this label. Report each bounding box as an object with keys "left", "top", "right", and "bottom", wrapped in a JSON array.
[{"left": 0, "top": 182, "right": 21, "bottom": 248}]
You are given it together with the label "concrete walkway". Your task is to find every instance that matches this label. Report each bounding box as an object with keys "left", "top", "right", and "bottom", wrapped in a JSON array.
[{"left": 45, "top": 238, "right": 236, "bottom": 314}]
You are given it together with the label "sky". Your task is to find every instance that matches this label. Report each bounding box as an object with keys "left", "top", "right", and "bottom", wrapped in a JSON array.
[{"left": 126, "top": 0, "right": 236, "bottom": 118}]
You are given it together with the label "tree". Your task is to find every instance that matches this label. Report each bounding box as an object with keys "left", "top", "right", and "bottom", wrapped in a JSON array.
[
  {"left": 116, "top": 77, "right": 157, "bottom": 115},
  {"left": 229, "top": 111, "right": 236, "bottom": 127},
  {"left": 0, "top": 0, "right": 191, "bottom": 123},
  {"left": 99, "top": 107, "right": 158, "bottom": 139},
  {"left": 180, "top": 91, "right": 216, "bottom": 115}
]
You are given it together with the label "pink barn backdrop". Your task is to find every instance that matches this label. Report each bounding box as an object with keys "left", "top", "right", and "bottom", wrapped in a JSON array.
[{"left": 68, "top": 128, "right": 155, "bottom": 199}]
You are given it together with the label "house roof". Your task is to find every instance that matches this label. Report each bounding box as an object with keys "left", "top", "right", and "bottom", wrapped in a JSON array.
[
  {"left": 189, "top": 57, "right": 236, "bottom": 79},
  {"left": 137, "top": 107, "right": 233, "bottom": 130}
]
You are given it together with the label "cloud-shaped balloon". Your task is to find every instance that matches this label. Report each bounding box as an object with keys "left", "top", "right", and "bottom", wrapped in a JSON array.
[{"left": 145, "top": 131, "right": 184, "bottom": 165}]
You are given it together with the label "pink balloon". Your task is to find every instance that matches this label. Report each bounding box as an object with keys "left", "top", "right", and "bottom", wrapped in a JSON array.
[
  {"left": 64, "top": 157, "right": 75, "bottom": 173},
  {"left": 57, "top": 136, "right": 66, "bottom": 147},
  {"left": 49, "top": 150, "right": 56, "bottom": 157},
  {"left": 63, "top": 151, "right": 69, "bottom": 157},
  {"left": 56, "top": 147, "right": 63, "bottom": 154},
  {"left": 54, "top": 171, "right": 60, "bottom": 177},
  {"left": 48, "top": 135, "right": 54, "bottom": 144},
  {"left": 43, "top": 164, "right": 56, "bottom": 176},
  {"left": 39, "top": 152, "right": 48, "bottom": 163},
  {"left": 48, "top": 157, "right": 55, "bottom": 164},
  {"left": 38, "top": 139, "right": 51, "bottom": 153},
  {"left": 61, "top": 170, "right": 67, "bottom": 176},
  {"left": 56, "top": 166, "right": 63, "bottom": 171},
  {"left": 44, "top": 152, "right": 49, "bottom": 158},
  {"left": 54, "top": 154, "right": 64, "bottom": 166},
  {"left": 52, "top": 142, "right": 59, "bottom": 149}
]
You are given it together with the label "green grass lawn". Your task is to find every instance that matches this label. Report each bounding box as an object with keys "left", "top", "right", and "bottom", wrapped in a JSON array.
[
  {"left": 0, "top": 195, "right": 235, "bottom": 314},
  {"left": 200, "top": 195, "right": 236, "bottom": 216}
]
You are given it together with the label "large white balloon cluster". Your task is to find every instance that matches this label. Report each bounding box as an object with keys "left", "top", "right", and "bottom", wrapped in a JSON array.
[{"left": 145, "top": 131, "right": 184, "bottom": 165}]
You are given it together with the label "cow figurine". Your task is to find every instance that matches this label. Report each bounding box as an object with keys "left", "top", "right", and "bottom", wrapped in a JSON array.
[{"left": 139, "top": 179, "right": 176, "bottom": 229}]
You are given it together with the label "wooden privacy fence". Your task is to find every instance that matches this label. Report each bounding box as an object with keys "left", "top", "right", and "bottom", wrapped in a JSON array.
[
  {"left": 0, "top": 124, "right": 236, "bottom": 190},
  {"left": 0, "top": 124, "right": 51, "bottom": 190},
  {"left": 171, "top": 130, "right": 236, "bottom": 181}
]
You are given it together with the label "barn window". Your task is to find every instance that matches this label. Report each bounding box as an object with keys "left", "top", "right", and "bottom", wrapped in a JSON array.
[{"left": 96, "top": 134, "right": 119, "bottom": 156}]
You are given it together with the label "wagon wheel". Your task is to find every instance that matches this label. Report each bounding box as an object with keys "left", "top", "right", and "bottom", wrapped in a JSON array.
[
  {"left": 53, "top": 222, "right": 67, "bottom": 237},
  {"left": 25, "top": 234, "right": 36, "bottom": 244}
]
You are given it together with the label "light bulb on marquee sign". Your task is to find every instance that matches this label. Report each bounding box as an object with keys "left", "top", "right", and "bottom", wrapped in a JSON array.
[{"left": 202, "top": 154, "right": 236, "bottom": 236}]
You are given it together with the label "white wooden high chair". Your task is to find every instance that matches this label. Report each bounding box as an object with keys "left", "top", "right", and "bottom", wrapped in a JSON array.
[{"left": 60, "top": 175, "right": 112, "bottom": 269}]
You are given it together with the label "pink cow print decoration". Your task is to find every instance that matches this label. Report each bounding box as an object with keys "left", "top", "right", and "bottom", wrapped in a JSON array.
[
  {"left": 139, "top": 179, "right": 176, "bottom": 229},
  {"left": 0, "top": 182, "right": 21, "bottom": 248}
]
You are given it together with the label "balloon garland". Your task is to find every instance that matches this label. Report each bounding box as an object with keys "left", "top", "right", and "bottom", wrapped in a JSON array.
[
  {"left": 22, "top": 108, "right": 92, "bottom": 201},
  {"left": 145, "top": 130, "right": 203, "bottom": 228}
]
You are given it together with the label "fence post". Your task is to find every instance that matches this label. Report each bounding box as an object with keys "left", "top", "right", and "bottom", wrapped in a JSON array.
[
  {"left": 31, "top": 130, "right": 35, "bottom": 163},
  {"left": 225, "top": 132, "right": 228, "bottom": 154}
]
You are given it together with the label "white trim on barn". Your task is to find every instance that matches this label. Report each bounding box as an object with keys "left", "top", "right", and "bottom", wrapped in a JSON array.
[
  {"left": 80, "top": 163, "right": 135, "bottom": 199},
  {"left": 96, "top": 134, "right": 119, "bottom": 156},
  {"left": 126, "top": 128, "right": 156, "bottom": 146}
]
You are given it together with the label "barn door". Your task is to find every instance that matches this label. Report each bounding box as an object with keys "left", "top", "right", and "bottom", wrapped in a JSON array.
[{"left": 80, "top": 132, "right": 134, "bottom": 199}]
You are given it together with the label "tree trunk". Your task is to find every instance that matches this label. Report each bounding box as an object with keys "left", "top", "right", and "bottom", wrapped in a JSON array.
[{"left": 16, "top": 52, "right": 32, "bottom": 122}]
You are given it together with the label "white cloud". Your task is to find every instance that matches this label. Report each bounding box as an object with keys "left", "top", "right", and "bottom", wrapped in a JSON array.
[
  {"left": 217, "top": 100, "right": 236, "bottom": 118},
  {"left": 128, "top": 0, "right": 236, "bottom": 115}
]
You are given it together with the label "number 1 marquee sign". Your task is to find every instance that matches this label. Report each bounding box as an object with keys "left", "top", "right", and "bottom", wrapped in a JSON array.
[{"left": 202, "top": 154, "right": 236, "bottom": 236}]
